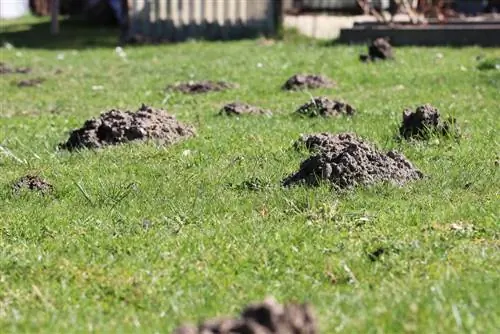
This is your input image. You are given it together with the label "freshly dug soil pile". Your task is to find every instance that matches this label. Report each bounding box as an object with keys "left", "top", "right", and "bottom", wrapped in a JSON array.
[
  {"left": 12, "top": 175, "right": 53, "bottom": 194},
  {"left": 60, "top": 104, "right": 195, "bottom": 151},
  {"left": 283, "top": 132, "right": 423, "bottom": 189},
  {"left": 0, "top": 62, "right": 31, "bottom": 74},
  {"left": 295, "top": 132, "right": 361, "bottom": 153},
  {"left": 399, "top": 104, "right": 459, "bottom": 140},
  {"left": 219, "top": 102, "right": 272, "bottom": 116},
  {"left": 296, "top": 97, "right": 355, "bottom": 117},
  {"left": 167, "top": 80, "right": 237, "bottom": 94},
  {"left": 282, "top": 74, "right": 335, "bottom": 91},
  {"left": 173, "top": 297, "right": 317, "bottom": 334},
  {"left": 360, "top": 37, "right": 394, "bottom": 62},
  {"left": 17, "top": 78, "right": 45, "bottom": 87}
]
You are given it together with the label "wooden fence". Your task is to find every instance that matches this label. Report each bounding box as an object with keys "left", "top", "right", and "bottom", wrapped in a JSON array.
[{"left": 128, "top": 0, "right": 278, "bottom": 41}]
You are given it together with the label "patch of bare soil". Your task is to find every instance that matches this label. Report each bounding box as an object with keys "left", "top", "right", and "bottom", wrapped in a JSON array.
[
  {"left": 59, "top": 104, "right": 195, "bottom": 151},
  {"left": 360, "top": 37, "right": 394, "bottom": 62},
  {"left": 12, "top": 175, "right": 53, "bottom": 194},
  {"left": 173, "top": 297, "right": 317, "bottom": 334},
  {"left": 167, "top": 80, "right": 237, "bottom": 94},
  {"left": 283, "top": 132, "right": 423, "bottom": 189},
  {"left": 296, "top": 97, "right": 355, "bottom": 117},
  {"left": 282, "top": 74, "right": 335, "bottom": 91},
  {"left": 17, "top": 78, "right": 45, "bottom": 87},
  {"left": 0, "top": 62, "right": 31, "bottom": 74},
  {"left": 399, "top": 104, "right": 460, "bottom": 140},
  {"left": 219, "top": 102, "right": 272, "bottom": 116}
]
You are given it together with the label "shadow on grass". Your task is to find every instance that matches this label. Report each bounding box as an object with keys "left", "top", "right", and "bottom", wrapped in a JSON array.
[{"left": 0, "top": 18, "right": 120, "bottom": 50}]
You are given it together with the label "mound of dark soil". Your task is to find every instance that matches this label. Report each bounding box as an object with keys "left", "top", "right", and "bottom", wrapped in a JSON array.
[
  {"left": 0, "top": 62, "right": 31, "bottom": 75},
  {"left": 17, "top": 78, "right": 45, "bottom": 87},
  {"left": 12, "top": 175, "right": 53, "bottom": 194},
  {"left": 360, "top": 37, "right": 394, "bottom": 62},
  {"left": 219, "top": 102, "right": 272, "bottom": 116},
  {"left": 282, "top": 74, "right": 335, "bottom": 91},
  {"left": 167, "top": 80, "right": 237, "bottom": 94},
  {"left": 295, "top": 132, "right": 361, "bottom": 153},
  {"left": 173, "top": 297, "right": 317, "bottom": 334},
  {"left": 283, "top": 132, "right": 423, "bottom": 189},
  {"left": 60, "top": 104, "right": 195, "bottom": 151},
  {"left": 296, "top": 97, "right": 355, "bottom": 117},
  {"left": 399, "top": 104, "right": 459, "bottom": 140}
]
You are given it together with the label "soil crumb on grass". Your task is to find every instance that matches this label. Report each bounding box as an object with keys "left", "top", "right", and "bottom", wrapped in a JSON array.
[
  {"left": 296, "top": 97, "right": 355, "bottom": 117},
  {"left": 360, "top": 37, "right": 394, "bottom": 62},
  {"left": 219, "top": 102, "right": 272, "bottom": 116},
  {"left": 12, "top": 175, "right": 53, "bottom": 194},
  {"left": 399, "top": 104, "right": 460, "bottom": 140},
  {"left": 60, "top": 104, "right": 195, "bottom": 151},
  {"left": 166, "top": 80, "right": 237, "bottom": 94},
  {"left": 282, "top": 74, "right": 335, "bottom": 91},
  {"left": 0, "top": 62, "right": 31, "bottom": 74},
  {"left": 173, "top": 296, "right": 317, "bottom": 334},
  {"left": 17, "top": 78, "right": 45, "bottom": 87},
  {"left": 283, "top": 132, "right": 423, "bottom": 189}
]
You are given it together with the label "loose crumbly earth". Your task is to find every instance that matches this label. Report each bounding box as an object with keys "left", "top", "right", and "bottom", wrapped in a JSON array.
[
  {"left": 219, "top": 102, "right": 272, "bottom": 116},
  {"left": 282, "top": 74, "right": 335, "bottom": 91},
  {"left": 173, "top": 297, "right": 317, "bottom": 334},
  {"left": 360, "top": 37, "right": 394, "bottom": 62},
  {"left": 296, "top": 97, "right": 355, "bottom": 117},
  {"left": 60, "top": 104, "right": 195, "bottom": 151},
  {"left": 283, "top": 132, "right": 423, "bottom": 189},
  {"left": 166, "top": 80, "right": 237, "bottom": 94},
  {"left": 12, "top": 175, "right": 53, "bottom": 194},
  {"left": 295, "top": 132, "right": 362, "bottom": 153},
  {"left": 399, "top": 104, "right": 460, "bottom": 140},
  {"left": 17, "top": 78, "right": 45, "bottom": 87},
  {"left": 0, "top": 62, "right": 31, "bottom": 74}
]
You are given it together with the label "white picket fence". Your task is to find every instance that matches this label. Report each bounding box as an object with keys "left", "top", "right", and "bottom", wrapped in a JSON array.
[{"left": 128, "top": 0, "right": 277, "bottom": 41}]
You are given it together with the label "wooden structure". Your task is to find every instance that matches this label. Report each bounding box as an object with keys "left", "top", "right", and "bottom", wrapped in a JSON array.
[{"left": 127, "top": 0, "right": 281, "bottom": 41}]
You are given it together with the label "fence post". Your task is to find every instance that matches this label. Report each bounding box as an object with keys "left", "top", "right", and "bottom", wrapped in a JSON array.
[
  {"left": 273, "top": 0, "right": 283, "bottom": 37},
  {"left": 50, "top": 0, "right": 59, "bottom": 35}
]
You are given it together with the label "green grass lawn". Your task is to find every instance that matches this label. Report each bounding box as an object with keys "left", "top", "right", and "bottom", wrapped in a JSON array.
[{"left": 1, "top": 17, "right": 499, "bottom": 333}]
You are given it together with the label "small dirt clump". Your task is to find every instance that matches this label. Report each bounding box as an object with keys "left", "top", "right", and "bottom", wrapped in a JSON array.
[
  {"left": 167, "top": 80, "right": 237, "bottom": 94},
  {"left": 17, "top": 78, "right": 45, "bottom": 87},
  {"left": 219, "top": 102, "right": 272, "bottom": 116},
  {"left": 12, "top": 175, "right": 53, "bottom": 194},
  {"left": 296, "top": 97, "right": 355, "bottom": 118},
  {"left": 399, "top": 104, "right": 459, "bottom": 140},
  {"left": 282, "top": 74, "right": 335, "bottom": 91},
  {"left": 173, "top": 296, "right": 317, "bottom": 334},
  {"left": 60, "top": 104, "right": 195, "bottom": 151},
  {"left": 0, "top": 62, "right": 31, "bottom": 75},
  {"left": 283, "top": 132, "right": 423, "bottom": 189},
  {"left": 360, "top": 37, "right": 394, "bottom": 62}
]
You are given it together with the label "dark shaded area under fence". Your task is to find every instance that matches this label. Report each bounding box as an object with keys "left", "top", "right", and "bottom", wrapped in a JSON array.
[
  {"left": 0, "top": 20, "right": 120, "bottom": 50},
  {"left": 128, "top": 18, "right": 275, "bottom": 42}
]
